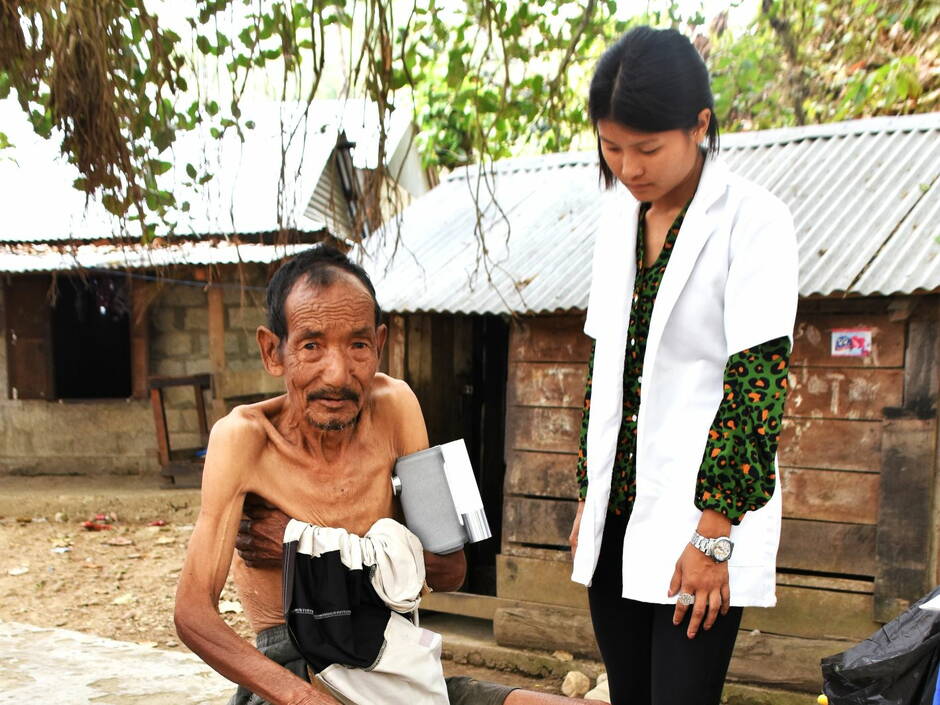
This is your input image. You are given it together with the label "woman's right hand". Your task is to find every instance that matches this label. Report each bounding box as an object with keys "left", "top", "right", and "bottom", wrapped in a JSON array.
[{"left": 568, "top": 500, "right": 586, "bottom": 560}]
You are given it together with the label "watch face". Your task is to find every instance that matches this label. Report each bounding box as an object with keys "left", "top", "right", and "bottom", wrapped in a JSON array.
[{"left": 712, "top": 538, "right": 733, "bottom": 562}]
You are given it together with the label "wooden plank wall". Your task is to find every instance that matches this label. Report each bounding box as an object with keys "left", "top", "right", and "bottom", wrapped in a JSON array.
[
  {"left": 768, "top": 298, "right": 903, "bottom": 638},
  {"left": 497, "top": 300, "right": 939, "bottom": 674},
  {"left": 502, "top": 315, "right": 590, "bottom": 563}
]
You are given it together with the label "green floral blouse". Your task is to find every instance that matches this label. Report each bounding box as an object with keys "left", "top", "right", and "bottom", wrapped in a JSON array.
[{"left": 575, "top": 203, "right": 790, "bottom": 524}]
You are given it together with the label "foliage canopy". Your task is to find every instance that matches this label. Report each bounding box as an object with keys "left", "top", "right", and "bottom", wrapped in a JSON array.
[{"left": 0, "top": 0, "right": 936, "bottom": 238}]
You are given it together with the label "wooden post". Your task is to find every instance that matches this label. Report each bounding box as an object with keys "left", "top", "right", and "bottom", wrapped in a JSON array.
[
  {"left": 207, "top": 283, "right": 227, "bottom": 421},
  {"left": 874, "top": 416, "right": 937, "bottom": 621},
  {"left": 386, "top": 314, "right": 406, "bottom": 380},
  {"left": 193, "top": 382, "right": 209, "bottom": 445},
  {"left": 874, "top": 296, "right": 940, "bottom": 621},
  {"left": 130, "top": 281, "right": 153, "bottom": 399}
]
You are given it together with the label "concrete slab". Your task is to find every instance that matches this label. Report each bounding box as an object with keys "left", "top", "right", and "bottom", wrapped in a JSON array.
[{"left": 0, "top": 621, "right": 233, "bottom": 704}]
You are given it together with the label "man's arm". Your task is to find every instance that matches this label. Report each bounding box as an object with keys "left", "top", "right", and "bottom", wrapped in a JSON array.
[
  {"left": 391, "top": 378, "right": 468, "bottom": 592},
  {"left": 174, "top": 412, "right": 333, "bottom": 705}
]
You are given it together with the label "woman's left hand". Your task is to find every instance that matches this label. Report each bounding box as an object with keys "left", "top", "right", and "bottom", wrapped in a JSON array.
[{"left": 668, "top": 543, "right": 730, "bottom": 639}]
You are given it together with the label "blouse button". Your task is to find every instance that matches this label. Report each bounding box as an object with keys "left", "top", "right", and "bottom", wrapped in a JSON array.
[{"left": 631, "top": 414, "right": 638, "bottom": 422}]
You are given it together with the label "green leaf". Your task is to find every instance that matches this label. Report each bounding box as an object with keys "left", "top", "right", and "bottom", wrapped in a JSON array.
[
  {"left": 149, "top": 159, "right": 173, "bottom": 175},
  {"left": 186, "top": 163, "right": 197, "bottom": 179},
  {"left": 102, "top": 194, "right": 125, "bottom": 216},
  {"left": 152, "top": 129, "right": 174, "bottom": 153}
]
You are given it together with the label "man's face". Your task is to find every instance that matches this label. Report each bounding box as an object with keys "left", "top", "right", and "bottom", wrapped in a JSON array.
[{"left": 275, "top": 272, "right": 385, "bottom": 432}]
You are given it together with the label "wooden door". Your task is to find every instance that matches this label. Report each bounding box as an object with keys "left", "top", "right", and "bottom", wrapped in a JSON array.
[{"left": 3, "top": 275, "right": 54, "bottom": 400}]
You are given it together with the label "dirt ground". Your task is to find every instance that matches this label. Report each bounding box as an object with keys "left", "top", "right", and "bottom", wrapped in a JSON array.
[{"left": 0, "top": 475, "right": 568, "bottom": 696}]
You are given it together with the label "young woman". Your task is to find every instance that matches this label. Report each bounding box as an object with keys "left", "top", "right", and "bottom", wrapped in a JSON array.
[{"left": 568, "top": 27, "right": 798, "bottom": 705}]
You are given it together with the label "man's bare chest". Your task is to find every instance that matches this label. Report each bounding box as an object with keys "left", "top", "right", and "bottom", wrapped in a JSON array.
[{"left": 251, "top": 445, "right": 398, "bottom": 535}]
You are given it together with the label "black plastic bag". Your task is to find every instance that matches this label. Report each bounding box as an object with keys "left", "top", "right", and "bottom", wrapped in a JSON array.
[{"left": 821, "top": 586, "right": 940, "bottom": 704}]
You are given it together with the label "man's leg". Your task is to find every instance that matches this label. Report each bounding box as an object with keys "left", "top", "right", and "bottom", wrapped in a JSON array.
[
  {"left": 506, "top": 690, "right": 607, "bottom": 704},
  {"left": 446, "top": 676, "right": 607, "bottom": 705},
  {"left": 649, "top": 603, "right": 743, "bottom": 705}
]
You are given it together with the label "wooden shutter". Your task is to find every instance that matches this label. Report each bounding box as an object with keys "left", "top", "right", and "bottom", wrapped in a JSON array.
[{"left": 4, "top": 275, "right": 54, "bottom": 400}]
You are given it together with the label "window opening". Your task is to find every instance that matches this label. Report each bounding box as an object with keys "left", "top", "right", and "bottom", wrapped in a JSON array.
[{"left": 52, "top": 275, "right": 132, "bottom": 399}]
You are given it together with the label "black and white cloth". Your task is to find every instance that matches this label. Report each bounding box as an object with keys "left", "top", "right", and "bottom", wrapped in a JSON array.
[{"left": 282, "top": 517, "right": 449, "bottom": 705}]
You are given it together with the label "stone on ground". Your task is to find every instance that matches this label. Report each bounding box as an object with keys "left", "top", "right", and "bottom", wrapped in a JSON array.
[
  {"left": 585, "top": 672, "right": 611, "bottom": 702},
  {"left": 561, "top": 670, "right": 591, "bottom": 698}
]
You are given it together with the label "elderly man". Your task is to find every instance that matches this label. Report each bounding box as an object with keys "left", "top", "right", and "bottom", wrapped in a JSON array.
[{"left": 176, "top": 247, "right": 595, "bottom": 705}]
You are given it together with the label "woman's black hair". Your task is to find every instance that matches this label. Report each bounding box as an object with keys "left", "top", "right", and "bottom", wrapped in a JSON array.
[
  {"left": 266, "top": 244, "right": 382, "bottom": 341},
  {"left": 589, "top": 26, "right": 720, "bottom": 189}
]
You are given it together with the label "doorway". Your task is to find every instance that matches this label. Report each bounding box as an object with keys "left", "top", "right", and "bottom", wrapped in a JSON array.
[{"left": 394, "top": 312, "right": 509, "bottom": 595}]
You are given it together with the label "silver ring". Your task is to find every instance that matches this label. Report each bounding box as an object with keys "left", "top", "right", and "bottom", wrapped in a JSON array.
[{"left": 677, "top": 592, "right": 695, "bottom": 606}]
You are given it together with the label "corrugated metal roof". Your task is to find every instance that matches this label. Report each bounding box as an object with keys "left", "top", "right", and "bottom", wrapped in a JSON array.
[
  {"left": 366, "top": 113, "right": 940, "bottom": 314},
  {"left": 0, "top": 241, "right": 318, "bottom": 274},
  {"left": 363, "top": 152, "right": 600, "bottom": 315}
]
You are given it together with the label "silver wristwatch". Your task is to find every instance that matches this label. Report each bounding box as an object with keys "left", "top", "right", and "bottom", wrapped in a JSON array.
[{"left": 691, "top": 531, "right": 734, "bottom": 563}]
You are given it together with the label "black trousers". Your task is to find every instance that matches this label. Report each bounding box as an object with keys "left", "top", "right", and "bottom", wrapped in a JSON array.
[{"left": 587, "top": 513, "right": 743, "bottom": 705}]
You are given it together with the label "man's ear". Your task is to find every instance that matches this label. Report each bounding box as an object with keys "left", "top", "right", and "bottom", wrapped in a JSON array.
[
  {"left": 375, "top": 323, "right": 388, "bottom": 361},
  {"left": 257, "top": 326, "right": 285, "bottom": 377}
]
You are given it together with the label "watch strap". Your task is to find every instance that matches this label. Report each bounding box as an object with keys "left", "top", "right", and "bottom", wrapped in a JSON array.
[
  {"left": 690, "top": 530, "right": 712, "bottom": 555},
  {"left": 691, "top": 530, "right": 733, "bottom": 562}
]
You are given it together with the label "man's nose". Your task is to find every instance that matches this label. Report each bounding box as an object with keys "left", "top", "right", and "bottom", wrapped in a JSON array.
[{"left": 319, "top": 347, "right": 352, "bottom": 384}]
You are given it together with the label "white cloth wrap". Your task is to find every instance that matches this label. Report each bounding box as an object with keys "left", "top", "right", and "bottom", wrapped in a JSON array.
[{"left": 283, "top": 518, "right": 448, "bottom": 705}]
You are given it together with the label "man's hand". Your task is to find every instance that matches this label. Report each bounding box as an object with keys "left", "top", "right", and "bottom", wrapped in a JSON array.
[
  {"left": 424, "top": 549, "right": 466, "bottom": 592},
  {"left": 236, "top": 493, "right": 289, "bottom": 567}
]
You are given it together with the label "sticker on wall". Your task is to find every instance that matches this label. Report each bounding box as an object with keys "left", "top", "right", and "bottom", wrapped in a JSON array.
[{"left": 831, "top": 329, "right": 872, "bottom": 357}]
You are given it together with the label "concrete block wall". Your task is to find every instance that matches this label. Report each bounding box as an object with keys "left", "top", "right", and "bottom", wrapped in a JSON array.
[
  {"left": 221, "top": 279, "right": 269, "bottom": 373},
  {"left": 148, "top": 269, "right": 271, "bottom": 452},
  {"left": 0, "top": 266, "right": 277, "bottom": 476}
]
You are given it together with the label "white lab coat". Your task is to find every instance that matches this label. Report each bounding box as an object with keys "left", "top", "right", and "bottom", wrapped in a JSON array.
[{"left": 570, "top": 157, "right": 799, "bottom": 607}]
